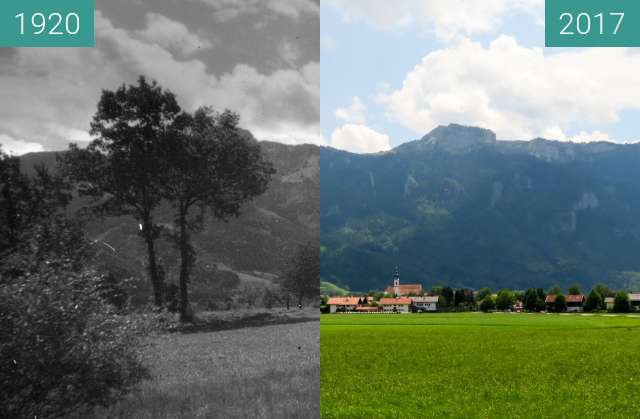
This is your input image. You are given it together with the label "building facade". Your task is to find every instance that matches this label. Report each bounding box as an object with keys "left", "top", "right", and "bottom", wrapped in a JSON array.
[{"left": 384, "top": 268, "right": 423, "bottom": 296}]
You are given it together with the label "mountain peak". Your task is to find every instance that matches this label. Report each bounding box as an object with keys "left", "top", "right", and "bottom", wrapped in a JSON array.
[{"left": 421, "top": 124, "right": 497, "bottom": 150}]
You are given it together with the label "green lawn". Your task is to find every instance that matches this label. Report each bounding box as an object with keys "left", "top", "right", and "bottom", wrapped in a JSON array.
[{"left": 321, "top": 313, "right": 640, "bottom": 418}]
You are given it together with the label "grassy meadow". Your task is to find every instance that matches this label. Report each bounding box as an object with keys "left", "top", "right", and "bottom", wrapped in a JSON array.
[
  {"left": 88, "top": 319, "right": 319, "bottom": 419},
  {"left": 321, "top": 313, "right": 640, "bottom": 418}
]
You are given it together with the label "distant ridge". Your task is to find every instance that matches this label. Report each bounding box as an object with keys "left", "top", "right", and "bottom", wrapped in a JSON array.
[{"left": 321, "top": 124, "right": 640, "bottom": 292}]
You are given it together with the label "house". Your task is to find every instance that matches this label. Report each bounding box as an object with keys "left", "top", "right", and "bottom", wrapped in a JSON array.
[
  {"left": 355, "top": 306, "right": 380, "bottom": 313},
  {"left": 512, "top": 301, "right": 523, "bottom": 312},
  {"left": 605, "top": 297, "right": 614, "bottom": 310},
  {"left": 327, "top": 297, "right": 360, "bottom": 313},
  {"left": 358, "top": 296, "right": 372, "bottom": 306},
  {"left": 384, "top": 268, "right": 423, "bottom": 296},
  {"left": 411, "top": 296, "right": 439, "bottom": 312},
  {"left": 378, "top": 297, "right": 412, "bottom": 313},
  {"left": 544, "top": 294, "right": 557, "bottom": 311},
  {"left": 566, "top": 294, "right": 585, "bottom": 312},
  {"left": 629, "top": 293, "right": 640, "bottom": 311}
]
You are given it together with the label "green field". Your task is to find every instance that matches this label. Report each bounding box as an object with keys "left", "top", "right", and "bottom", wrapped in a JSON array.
[{"left": 321, "top": 313, "right": 640, "bottom": 418}]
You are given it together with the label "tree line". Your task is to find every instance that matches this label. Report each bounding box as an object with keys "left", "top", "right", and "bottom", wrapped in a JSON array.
[{"left": 326, "top": 282, "right": 637, "bottom": 313}]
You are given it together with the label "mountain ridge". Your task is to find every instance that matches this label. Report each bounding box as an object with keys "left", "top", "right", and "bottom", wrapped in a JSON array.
[
  {"left": 19, "top": 141, "right": 320, "bottom": 304},
  {"left": 321, "top": 124, "right": 640, "bottom": 292}
]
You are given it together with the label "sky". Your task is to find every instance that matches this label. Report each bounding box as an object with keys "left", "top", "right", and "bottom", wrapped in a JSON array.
[
  {"left": 0, "top": 0, "right": 320, "bottom": 155},
  {"left": 321, "top": 0, "right": 640, "bottom": 153}
]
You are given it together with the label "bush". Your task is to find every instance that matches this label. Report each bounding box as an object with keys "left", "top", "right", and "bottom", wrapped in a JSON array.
[{"left": 0, "top": 269, "right": 147, "bottom": 418}]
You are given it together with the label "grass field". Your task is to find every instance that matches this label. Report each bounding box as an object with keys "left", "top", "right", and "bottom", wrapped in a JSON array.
[
  {"left": 321, "top": 313, "right": 640, "bottom": 418},
  {"left": 90, "top": 319, "right": 319, "bottom": 418}
]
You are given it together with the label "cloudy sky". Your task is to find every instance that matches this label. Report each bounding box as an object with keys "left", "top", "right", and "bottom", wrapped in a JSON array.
[
  {"left": 0, "top": 0, "right": 319, "bottom": 155},
  {"left": 322, "top": 0, "right": 640, "bottom": 153}
]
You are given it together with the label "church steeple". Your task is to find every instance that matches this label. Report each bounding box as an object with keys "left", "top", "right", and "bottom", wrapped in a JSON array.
[{"left": 393, "top": 266, "right": 400, "bottom": 296}]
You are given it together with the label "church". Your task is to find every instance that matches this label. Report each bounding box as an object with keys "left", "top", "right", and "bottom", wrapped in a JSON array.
[{"left": 384, "top": 268, "right": 423, "bottom": 296}]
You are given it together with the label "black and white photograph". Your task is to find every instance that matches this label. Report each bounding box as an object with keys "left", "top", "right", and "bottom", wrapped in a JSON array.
[{"left": 1, "top": 1, "right": 320, "bottom": 418}]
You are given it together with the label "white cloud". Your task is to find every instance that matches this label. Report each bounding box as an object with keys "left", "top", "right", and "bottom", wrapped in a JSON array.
[
  {"left": 377, "top": 36, "right": 640, "bottom": 141},
  {"left": 137, "top": 13, "right": 213, "bottom": 55},
  {"left": 330, "top": 124, "right": 391, "bottom": 153},
  {"left": 197, "top": 0, "right": 319, "bottom": 22},
  {"left": 0, "top": 11, "right": 319, "bottom": 150},
  {"left": 278, "top": 40, "right": 302, "bottom": 68},
  {"left": 335, "top": 97, "right": 366, "bottom": 124},
  {"left": 0, "top": 134, "right": 44, "bottom": 155},
  {"left": 567, "top": 130, "right": 611, "bottom": 143},
  {"left": 324, "top": 0, "right": 543, "bottom": 41}
]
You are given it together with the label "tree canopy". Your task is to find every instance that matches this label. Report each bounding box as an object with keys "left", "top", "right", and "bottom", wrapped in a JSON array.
[
  {"left": 495, "top": 289, "right": 515, "bottom": 311},
  {"left": 584, "top": 289, "right": 603, "bottom": 312},
  {"left": 160, "top": 107, "right": 274, "bottom": 321},
  {"left": 61, "top": 76, "right": 184, "bottom": 306}
]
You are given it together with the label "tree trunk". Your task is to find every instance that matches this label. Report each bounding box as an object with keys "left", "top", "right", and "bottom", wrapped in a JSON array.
[
  {"left": 177, "top": 209, "right": 193, "bottom": 322},
  {"left": 142, "top": 216, "right": 163, "bottom": 307}
]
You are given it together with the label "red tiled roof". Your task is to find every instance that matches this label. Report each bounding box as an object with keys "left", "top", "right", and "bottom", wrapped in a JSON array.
[
  {"left": 327, "top": 297, "right": 360, "bottom": 306},
  {"left": 384, "top": 284, "right": 423, "bottom": 295},
  {"left": 629, "top": 293, "right": 640, "bottom": 302},
  {"left": 566, "top": 295, "right": 584, "bottom": 303},
  {"left": 379, "top": 297, "right": 412, "bottom": 305},
  {"left": 412, "top": 296, "right": 439, "bottom": 303},
  {"left": 545, "top": 295, "right": 557, "bottom": 303}
]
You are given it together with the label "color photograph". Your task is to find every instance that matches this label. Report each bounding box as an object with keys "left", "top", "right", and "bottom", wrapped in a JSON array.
[{"left": 320, "top": 1, "right": 640, "bottom": 417}]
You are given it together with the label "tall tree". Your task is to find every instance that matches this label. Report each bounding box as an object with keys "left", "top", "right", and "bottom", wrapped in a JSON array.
[
  {"left": 0, "top": 151, "right": 31, "bottom": 252},
  {"left": 453, "top": 289, "right": 465, "bottom": 307},
  {"left": 548, "top": 284, "right": 562, "bottom": 295},
  {"left": 441, "top": 286, "right": 454, "bottom": 307},
  {"left": 61, "top": 76, "right": 181, "bottom": 306},
  {"left": 568, "top": 283, "right": 581, "bottom": 295},
  {"left": 1, "top": 151, "right": 77, "bottom": 278},
  {"left": 283, "top": 242, "right": 320, "bottom": 307},
  {"left": 161, "top": 108, "right": 274, "bottom": 321},
  {"left": 554, "top": 294, "right": 567, "bottom": 312},
  {"left": 593, "top": 283, "right": 613, "bottom": 300},
  {"left": 613, "top": 291, "right": 630, "bottom": 313},
  {"left": 584, "top": 289, "right": 603, "bottom": 312},
  {"left": 479, "top": 295, "right": 496, "bottom": 312},
  {"left": 495, "top": 289, "right": 515, "bottom": 311},
  {"left": 476, "top": 287, "right": 492, "bottom": 301},
  {"left": 523, "top": 288, "right": 538, "bottom": 311}
]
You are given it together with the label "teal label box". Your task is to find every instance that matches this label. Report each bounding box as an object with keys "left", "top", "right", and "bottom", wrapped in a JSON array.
[
  {"left": 0, "top": 0, "right": 94, "bottom": 47},
  {"left": 546, "top": 0, "right": 640, "bottom": 47}
]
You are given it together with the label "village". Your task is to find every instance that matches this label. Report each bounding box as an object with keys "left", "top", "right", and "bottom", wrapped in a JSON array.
[{"left": 323, "top": 269, "right": 640, "bottom": 314}]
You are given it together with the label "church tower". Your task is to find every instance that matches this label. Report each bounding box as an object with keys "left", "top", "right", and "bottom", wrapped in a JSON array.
[{"left": 393, "top": 267, "right": 400, "bottom": 296}]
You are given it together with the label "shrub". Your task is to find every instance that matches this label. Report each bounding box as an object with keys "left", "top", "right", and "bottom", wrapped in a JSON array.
[{"left": 0, "top": 269, "right": 147, "bottom": 418}]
